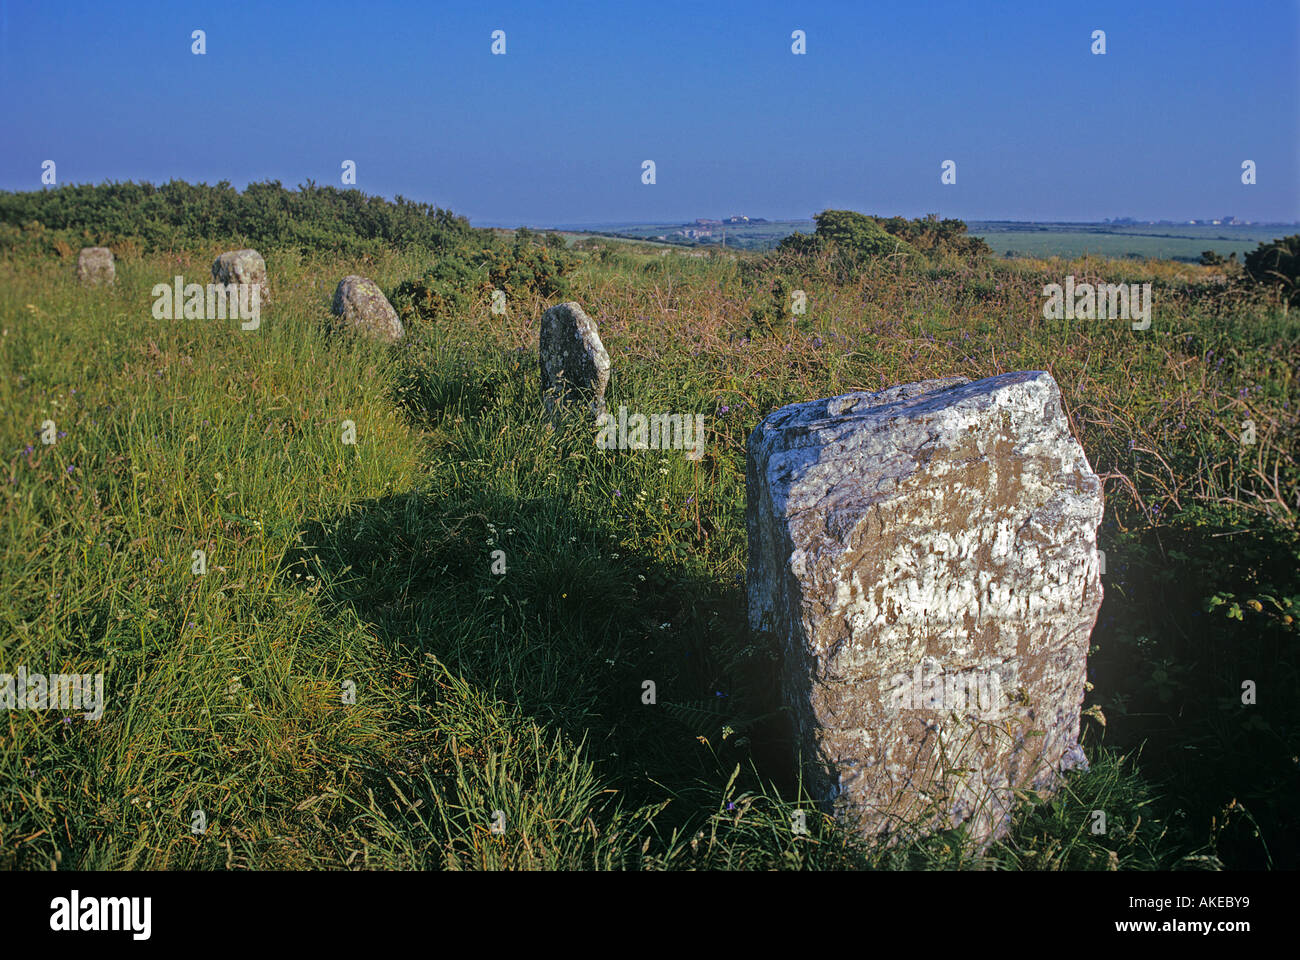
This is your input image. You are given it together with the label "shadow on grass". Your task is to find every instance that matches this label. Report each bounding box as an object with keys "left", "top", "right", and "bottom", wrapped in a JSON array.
[
  {"left": 269, "top": 344, "right": 1278, "bottom": 869},
  {"left": 1089, "top": 518, "right": 1300, "bottom": 869},
  {"left": 280, "top": 486, "right": 834, "bottom": 867}
]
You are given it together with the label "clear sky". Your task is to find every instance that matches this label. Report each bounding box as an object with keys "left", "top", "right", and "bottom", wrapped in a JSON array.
[{"left": 1, "top": 0, "right": 1296, "bottom": 226}]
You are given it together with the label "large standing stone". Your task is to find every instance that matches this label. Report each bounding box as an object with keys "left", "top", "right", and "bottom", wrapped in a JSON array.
[
  {"left": 539, "top": 301, "right": 610, "bottom": 420},
  {"left": 746, "top": 371, "right": 1103, "bottom": 846},
  {"left": 77, "top": 247, "right": 114, "bottom": 285},
  {"left": 212, "top": 249, "right": 269, "bottom": 304},
  {"left": 331, "top": 276, "right": 403, "bottom": 342}
]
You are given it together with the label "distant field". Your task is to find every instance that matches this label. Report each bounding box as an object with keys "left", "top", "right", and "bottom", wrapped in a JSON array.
[
  {"left": 552, "top": 219, "right": 1297, "bottom": 262},
  {"left": 550, "top": 220, "right": 816, "bottom": 252},
  {"left": 968, "top": 222, "right": 1294, "bottom": 262}
]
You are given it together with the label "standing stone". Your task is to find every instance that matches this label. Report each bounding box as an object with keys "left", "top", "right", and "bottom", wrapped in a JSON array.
[
  {"left": 77, "top": 247, "right": 114, "bottom": 285},
  {"left": 212, "top": 249, "right": 269, "bottom": 305},
  {"left": 539, "top": 301, "right": 610, "bottom": 420},
  {"left": 747, "top": 371, "right": 1103, "bottom": 846},
  {"left": 331, "top": 276, "right": 403, "bottom": 342}
]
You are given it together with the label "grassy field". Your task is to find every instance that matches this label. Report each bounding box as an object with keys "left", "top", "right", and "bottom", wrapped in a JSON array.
[
  {"left": 969, "top": 223, "right": 1291, "bottom": 262},
  {"left": 1, "top": 240, "right": 1297, "bottom": 870}
]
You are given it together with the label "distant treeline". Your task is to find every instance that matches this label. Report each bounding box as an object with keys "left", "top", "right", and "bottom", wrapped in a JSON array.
[{"left": 0, "top": 180, "right": 480, "bottom": 257}]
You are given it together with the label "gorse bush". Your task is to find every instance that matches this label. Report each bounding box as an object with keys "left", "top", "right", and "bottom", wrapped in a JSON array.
[
  {"left": 1243, "top": 234, "right": 1300, "bottom": 305},
  {"left": 874, "top": 213, "right": 991, "bottom": 260},
  {"left": 390, "top": 254, "right": 490, "bottom": 325},
  {"left": 778, "top": 209, "right": 913, "bottom": 265},
  {"left": 391, "top": 235, "right": 578, "bottom": 325},
  {"left": 0, "top": 180, "right": 477, "bottom": 257},
  {"left": 775, "top": 210, "right": 990, "bottom": 275},
  {"left": 484, "top": 237, "right": 577, "bottom": 303}
]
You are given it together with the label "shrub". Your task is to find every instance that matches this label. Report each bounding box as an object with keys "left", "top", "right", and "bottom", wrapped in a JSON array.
[
  {"left": 390, "top": 253, "right": 490, "bottom": 324},
  {"left": 875, "top": 213, "right": 990, "bottom": 259},
  {"left": 485, "top": 238, "right": 576, "bottom": 303},
  {"left": 776, "top": 210, "right": 988, "bottom": 269},
  {"left": 390, "top": 235, "right": 578, "bottom": 325},
  {"left": 1242, "top": 235, "right": 1300, "bottom": 305},
  {"left": 779, "top": 210, "right": 910, "bottom": 261},
  {"left": 0, "top": 179, "right": 477, "bottom": 257}
]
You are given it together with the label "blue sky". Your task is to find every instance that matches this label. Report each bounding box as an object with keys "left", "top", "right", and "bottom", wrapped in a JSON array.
[{"left": 1, "top": 0, "right": 1296, "bottom": 225}]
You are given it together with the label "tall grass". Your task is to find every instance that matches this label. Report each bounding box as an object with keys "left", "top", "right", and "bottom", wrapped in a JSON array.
[{"left": 0, "top": 240, "right": 1295, "bottom": 869}]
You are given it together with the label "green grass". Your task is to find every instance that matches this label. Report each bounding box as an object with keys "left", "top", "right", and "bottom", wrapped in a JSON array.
[
  {"left": 1, "top": 241, "right": 1296, "bottom": 869},
  {"left": 971, "top": 226, "right": 1282, "bottom": 263}
]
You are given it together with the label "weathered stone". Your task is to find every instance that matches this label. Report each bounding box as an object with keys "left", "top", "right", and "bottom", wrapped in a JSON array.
[
  {"left": 539, "top": 301, "right": 610, "bottom": 420},
  {"left": 331, "top": 276, "right": 403, "bottom": 342},
  {"left": 746, "top": 371, "right": 1103, "bottom": 846},
  {"left": 212, "top": 249, "right": 268, "bottom": 304},
  {"left": 77, "top": 247, "right": 114, "bottom": 285}
]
